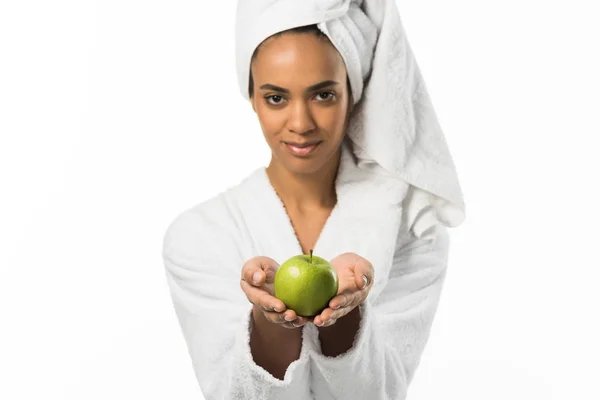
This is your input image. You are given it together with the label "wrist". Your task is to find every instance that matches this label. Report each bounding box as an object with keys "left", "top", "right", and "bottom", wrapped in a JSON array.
[
  {"left": 251, "top": 305, "right": 302, "bottom": 341},
  {"left": 249, "top": 306, "right": 303, "bottom": 379},
  {"left": 317, "top": 305, "right": 361, "bottom": 356}
]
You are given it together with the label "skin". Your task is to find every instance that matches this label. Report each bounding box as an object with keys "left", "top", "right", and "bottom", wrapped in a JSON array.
[
  {"left": 249, "top": 32, "right": 352, "bottom": 211},
  {"left": 241, "top": 253, "right": 374, "bottom": 378},
  {"left": 238, "top": 32, "right": 375, "bottom": 379}
]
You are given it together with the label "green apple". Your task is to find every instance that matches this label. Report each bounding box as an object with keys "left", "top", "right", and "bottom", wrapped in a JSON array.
[{"left": 274, "top": 250, "right": 339, "bottom": 317}]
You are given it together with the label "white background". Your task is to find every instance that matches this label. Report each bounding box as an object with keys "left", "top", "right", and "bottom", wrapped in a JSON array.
[{"left": 1, "top": 0, "right": 599, "bottom": 399}]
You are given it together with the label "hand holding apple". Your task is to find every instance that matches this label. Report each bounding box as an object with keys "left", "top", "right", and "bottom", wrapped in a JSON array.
[
  {"left": 311, "top": 252, "right": 374, "bottom": 328},
  {"left": 240, "top": 256, "right": 312, "bottom": 329}
]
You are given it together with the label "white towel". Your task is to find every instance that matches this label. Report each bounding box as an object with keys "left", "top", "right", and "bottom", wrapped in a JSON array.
[{"left": 235, "top": 0, "right": 466, "bottom": 238}]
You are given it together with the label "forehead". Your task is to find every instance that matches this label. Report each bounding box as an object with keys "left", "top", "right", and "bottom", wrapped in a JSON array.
[{"left": 251, "top": 34, "right": 347, "bottom": 85}]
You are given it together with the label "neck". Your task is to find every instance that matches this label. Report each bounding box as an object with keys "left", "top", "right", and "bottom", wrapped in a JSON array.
[{"left": 266, "top": 149, "right": 341, "bottom": 212}]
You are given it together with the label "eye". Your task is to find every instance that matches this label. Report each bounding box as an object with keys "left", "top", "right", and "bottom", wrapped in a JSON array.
[
  {"left": 315, "top": 91, "right": 335, "bottom": 101},
  {"left": 265, "top": 95, "right": 285, "bottom": 105}
]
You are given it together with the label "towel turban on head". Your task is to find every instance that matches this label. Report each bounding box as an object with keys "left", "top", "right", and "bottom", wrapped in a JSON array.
[{"left": 235, "top": 0, "right": 466, "bottom": 238}]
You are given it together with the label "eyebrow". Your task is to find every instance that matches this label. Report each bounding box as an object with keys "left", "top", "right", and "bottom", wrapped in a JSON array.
[{"left": 259, "top": 80, "right": 340, "bottom": 94}]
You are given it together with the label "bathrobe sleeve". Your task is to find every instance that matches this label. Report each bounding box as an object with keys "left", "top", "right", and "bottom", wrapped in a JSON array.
[
  {"left": 306, "top": 225, "right": 450, "bottom": 400},
  {"left": 162, "top": 207, "right": 313, "bottom": 400}
]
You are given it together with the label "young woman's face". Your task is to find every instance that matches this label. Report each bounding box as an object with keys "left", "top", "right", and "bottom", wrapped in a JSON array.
[{"left": 250, "top": 33, "right": 352, "bottom": 175}]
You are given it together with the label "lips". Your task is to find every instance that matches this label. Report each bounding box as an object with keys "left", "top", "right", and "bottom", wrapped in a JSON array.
[
  {"left": 283, "top": 140, "right": 322, "bottom": 157},
  {"left": 283, "top": 141, "right": 321, "bottom": 148}
]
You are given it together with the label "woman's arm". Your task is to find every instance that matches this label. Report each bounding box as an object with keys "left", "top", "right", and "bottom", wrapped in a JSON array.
[
  {"left": 163, "top": 209, "right": 313, "bottom": 400},
  {"left": 250, "top": 305, "right": 303, "bottom": 380},
  {"left": 306, "top": 225, "right": 451, "bottom": 399},
  {"left": 317, "top": 305, "right": 361, "bottom": 357}
]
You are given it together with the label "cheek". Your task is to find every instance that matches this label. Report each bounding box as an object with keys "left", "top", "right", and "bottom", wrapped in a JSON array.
[
  {"left": 256, "top": 106, "right": 285, "bottom": 138},
  {"left": 314, "top": 105, "right": 348, "bottom": 134}
]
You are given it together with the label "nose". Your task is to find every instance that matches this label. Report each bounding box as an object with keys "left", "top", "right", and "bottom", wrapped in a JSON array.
[{"left": 286, "top": 100, "right": 316, "bottom": 135}]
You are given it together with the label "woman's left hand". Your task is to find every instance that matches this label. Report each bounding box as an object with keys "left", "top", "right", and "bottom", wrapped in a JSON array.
[{"left": 312, "top": 252, "right": 374, "bottom": 328}]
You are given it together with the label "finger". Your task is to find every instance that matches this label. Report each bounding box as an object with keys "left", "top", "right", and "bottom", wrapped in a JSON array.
[
  {"left": 285, "top": 312, "right": 311, "bottom": 328},
  {"left": 313, "top": 307, "right": 335, "bottom": 327},
  {"left": 355, "top": 273, "right": 370, "bottom": 290},
  {"left": 294, "top": 315, "right": 311, "bottom": 326},
  {"left": 241, "top": 256, "right": 279, "bottom": 286},
  {"left": 287, "top": 315, "right": 309, "bottom": 329},
  {"left": 329, "top": 289, "right": 364, "bottom": 311},
  {"left": 282, "top": 320, "right": 304, "bottom": 329},
  {"left": 240, "top": 279, "right": 286, "bottom": 312},
  {"left": 242, "top": 265, "right": 268, "bottom": 287},
  {"left": 263, "top": 309, "right": 291, "bottom": 324},
  {"left": 316, "top": 314, "right": 337, "bottom": 328},
  {"left": 312, "top": 309, "right": 327, "bottom": 326},
  {"left": 354, "top": 259, "right": 374, "bottom": 290},
  {"left": 316, "top": 304, "right": 355, "bottom": 326},
  {"left": 329, "top": 291, "right": 350, "bottom": 310},
  {"left": 328, "top": 305, "right": 356, "bottom": 321},
  {"left": 321, "top": 318, "right": 337, "bottom": 328},
  {"left": 264, "top": 309, "right": 307, "bottom": 328}
]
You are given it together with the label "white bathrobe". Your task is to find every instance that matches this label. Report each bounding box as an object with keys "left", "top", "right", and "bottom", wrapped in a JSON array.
[{"left": 162, "top": 137, "right": 451, "bottom": 400}]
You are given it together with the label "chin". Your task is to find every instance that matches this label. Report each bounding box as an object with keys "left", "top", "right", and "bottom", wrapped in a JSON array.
[
  {"left": 282, "top": 158, "right": 325, "bottom": 175},
  {"left": 270, "top": 141, "right": 341, "bottom": 175},
  {"left": 285, "top": 151, "right": 339, "bottom": 176}
]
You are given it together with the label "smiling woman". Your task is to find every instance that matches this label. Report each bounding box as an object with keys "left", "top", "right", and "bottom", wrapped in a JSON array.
[
  {"left": 162, "top": 0, "right": 466, "bottom": 399},
  {"left": 249, "top": 25, "right": 353, "bottom": 177}
]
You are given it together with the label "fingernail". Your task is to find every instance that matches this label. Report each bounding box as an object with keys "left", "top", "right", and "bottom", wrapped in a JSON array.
[
  {"left": 362, "top": 275, "right": 368, "bottom": 289},
  {"left": 284, "top": 316, "right": 294, "bottom": 322},
  {"left": 333, "top": 304, "right": 341, "bottom": 310},
  {"left": 253, "top": 272, "right": 261, "bottom": 284}
]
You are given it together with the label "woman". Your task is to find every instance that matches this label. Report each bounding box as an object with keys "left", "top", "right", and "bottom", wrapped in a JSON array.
[{"left": 162, "top": 1, "right": 465, "bottom": 399}]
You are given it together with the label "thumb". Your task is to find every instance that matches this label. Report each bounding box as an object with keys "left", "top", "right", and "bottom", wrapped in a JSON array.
[
  {"left": 243, "top": 256, "right": 279, "bottom": 286},
  {"left": 355, "top": 273, "right": 369, "bottom": 290}
]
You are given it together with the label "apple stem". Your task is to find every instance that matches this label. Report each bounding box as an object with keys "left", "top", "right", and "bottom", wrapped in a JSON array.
[{"left": 310, "top": 249, "right": 313, "bottom": 263}]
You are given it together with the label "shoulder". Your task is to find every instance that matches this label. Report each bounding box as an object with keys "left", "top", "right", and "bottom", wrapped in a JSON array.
[{"left": 162, "top": 168, "right": 264, "bottom": 262}]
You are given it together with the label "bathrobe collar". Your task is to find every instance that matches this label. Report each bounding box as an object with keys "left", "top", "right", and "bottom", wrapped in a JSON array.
[{"left": 235, "top": 137, "right": 409, "bottom": 300}]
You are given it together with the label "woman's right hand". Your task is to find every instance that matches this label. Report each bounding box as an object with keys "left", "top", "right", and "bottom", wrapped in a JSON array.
[{"left": 240, "top": 256, "right": 309, "bottom": 329}]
